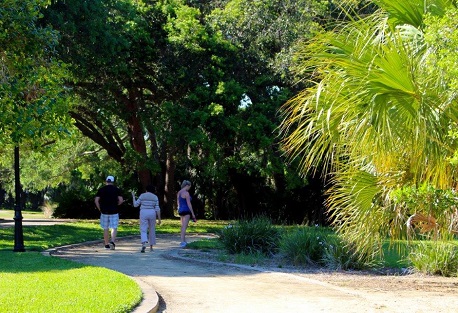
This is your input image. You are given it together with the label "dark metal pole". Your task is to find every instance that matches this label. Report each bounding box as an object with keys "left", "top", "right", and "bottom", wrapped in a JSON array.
[{"left": 13, "top": 145, "right": 25, "bottom": 252}]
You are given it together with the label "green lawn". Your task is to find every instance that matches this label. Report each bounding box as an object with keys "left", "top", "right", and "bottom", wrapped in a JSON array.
[
  {"left": 382, "top": 240, "right": 411, "bottom": 268},
  {"left": 0, "top": 209, "right": 47, "bottom": 220},
  {"left": 0, "top": 218, "right": 229, "bottom": 313},
  {"left": 0, "top": 221, "right": 142, "bottom": 313},
  {"left": 0, "top": 253, "right": 141, "bottom": 313}
]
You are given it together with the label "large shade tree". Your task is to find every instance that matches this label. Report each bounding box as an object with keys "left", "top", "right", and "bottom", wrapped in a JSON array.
[
  {"left": 42, "top": 0, "right": 331, "bottom": 221},
  {"left": 280, "top": 0, "right": 458, "bottom": 258},
  {"left": 43, "top": 0, "right": 216, "bottom": 215},
  {"left": 1, "top": 0, "right": 72, "bottom": 250},
  {"left": 1, "top": 0, "right": 70, "bottom": 145},
  {"left": 1, "top": 0, "right": 72, "bottom": 198},
  {"left": 43, "top": 0, "right": 262, "bottom": 216}
]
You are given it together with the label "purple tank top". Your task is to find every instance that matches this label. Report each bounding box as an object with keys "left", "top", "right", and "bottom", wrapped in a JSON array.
[{"left": 178, "top": 194, "right": 191, "bottom": 213}]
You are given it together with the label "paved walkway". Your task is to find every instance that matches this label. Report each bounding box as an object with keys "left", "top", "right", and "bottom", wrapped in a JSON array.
[
  {"left": 43, "top": 234, "right": 426, "bottom": 313},
  {"left": 5, "top": 219, "right": 458, "bottom": 312}
]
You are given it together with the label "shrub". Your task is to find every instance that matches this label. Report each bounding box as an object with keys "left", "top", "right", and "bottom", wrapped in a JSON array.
[
  {"left": 219, "top": 216, "right": 280, "bottom": 255},
  {"left": 321, "top": 236, "right": 375, "bottom": 270},
  {"left": 409, "top": 241, "right": 458, "bottom": 277},
  {"left": 279, "top": 226, "right": 332, "bottom": 266},
  {"left": 39, "top": 200, "right": 56, "bottom": 218},
  {"left": 52, "top": 194, "right": 98, "bottom": 219}
]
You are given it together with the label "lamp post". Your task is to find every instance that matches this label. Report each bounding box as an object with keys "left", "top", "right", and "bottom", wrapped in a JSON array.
[{"left": 13, "top": 145, "right": 25, "bottom": 252}]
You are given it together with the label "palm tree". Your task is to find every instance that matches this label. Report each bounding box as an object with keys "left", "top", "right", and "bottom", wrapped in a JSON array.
[{"left": 280, "top": 0, "right": 458, "bottom": 259}]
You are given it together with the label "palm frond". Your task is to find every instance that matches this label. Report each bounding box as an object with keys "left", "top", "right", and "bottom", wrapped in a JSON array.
[
  {"left": 280, "top": 0, "right": 458, "bottom": 257},
  {"left": 374, "top": 0, "right": 455, "bottom": 28}
]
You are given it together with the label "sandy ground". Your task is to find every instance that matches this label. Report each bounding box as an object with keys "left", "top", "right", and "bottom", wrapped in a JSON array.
[{"left": 177, "top": 248, "right": 458, "bottom": 313}]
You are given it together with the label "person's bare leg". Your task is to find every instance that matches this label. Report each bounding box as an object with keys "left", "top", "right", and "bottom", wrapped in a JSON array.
[
  {"left": 111, "top": 228, "right": 117, "bottom": 243},
  {"left": 180, "top": 215, "right": 190, "bottom": 244},
  {"left": 104, "top": 229, "right": 109, "bottom": 245}
]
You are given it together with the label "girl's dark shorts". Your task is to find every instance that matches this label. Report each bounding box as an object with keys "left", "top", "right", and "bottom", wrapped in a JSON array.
[{"left": 179, "top": 211, "right": 191, "bottom": 216}]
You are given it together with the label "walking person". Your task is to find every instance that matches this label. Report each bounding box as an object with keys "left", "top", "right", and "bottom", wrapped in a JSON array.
[
  {"left": 177, "top": 180, "right": 196, "bottom": 248},
  {"left": 95, "top": 175, "right": 123, "bottom": 250},
  {"left": 132, "top": 185, "right": 161, "bottom": 253}
]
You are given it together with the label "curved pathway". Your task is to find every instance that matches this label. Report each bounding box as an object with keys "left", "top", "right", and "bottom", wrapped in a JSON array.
[{"left": 48, "top": 234, "right": 458, "bottom": 313}]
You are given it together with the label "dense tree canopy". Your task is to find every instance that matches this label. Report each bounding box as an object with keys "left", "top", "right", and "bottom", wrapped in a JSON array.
[
  {"left": 35, "top": 0, "right": 330, "bottom": 221},
  {"left": 0, "top": 0, "right": 73, "bottom": 210},
  {"left": 1, "top": 0, "right": 71, "bottom": 145}
]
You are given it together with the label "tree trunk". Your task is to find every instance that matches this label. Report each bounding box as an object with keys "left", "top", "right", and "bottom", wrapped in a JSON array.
[
  {"left": 163, "top": 146, "right": 177, "bottom": 218},
  {"left": 126, "top": 91, "right": 150, "bottom": 190}
]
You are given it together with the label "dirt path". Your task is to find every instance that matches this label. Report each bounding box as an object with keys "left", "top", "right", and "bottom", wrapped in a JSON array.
[{"left": 48, "top": 234, "right": 458, "bottom": 313}]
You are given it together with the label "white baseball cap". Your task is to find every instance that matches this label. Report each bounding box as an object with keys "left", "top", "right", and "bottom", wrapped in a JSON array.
[{"left": 106, "top": 175, "right": 115, "bottom": 182}]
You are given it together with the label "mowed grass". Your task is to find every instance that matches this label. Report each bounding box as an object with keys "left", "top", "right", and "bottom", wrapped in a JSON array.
[
  {"left": 0, "top": 221, "right": 137, "bottom": 251},
  {"left": 0, "top": 253, "right": 141, "bottom": 313},
  {"left": 0, "top": 216, "right": 229, "bottom": 313},
  {"left": 0, "top": 221, "right": 142, "bottom": 313},
  {"left": 0, "top": 209, "right": 47, "bottom": 219}
]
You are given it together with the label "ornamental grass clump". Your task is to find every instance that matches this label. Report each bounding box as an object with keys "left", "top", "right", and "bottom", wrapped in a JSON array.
[
  {"left": 279, "top": 226, "right": 333, "bottom": 266},
  {"left": 409, "top": 241, "right": 458, "bottom": 277},
  {"left": 218, "top": 216, "right": 280, "bottom": 255},
  {"left": 321, "top": 236, "right": 376, "bottom": 270}
]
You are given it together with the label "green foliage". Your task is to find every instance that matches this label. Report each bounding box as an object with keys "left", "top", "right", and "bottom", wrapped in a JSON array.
[
  {"left": 218, "top": 217, "right": 281, "bottom": 255},
  {"left": 209, "top": 0, "right": 327, "bottom": 82},
  {"left": 424, "top": 6, "right": 458, "bottom": 91},
  {"left": 41, "top": 0, "right": 328, "bottom": 223},
  {"left": 391, "top": 184, "right": 458, "bottom": 240},
  {"left": 50, "top": 171, "right": 100, "bottom": 219},
  {"left": 280, "top": 0, "right": 458, "bottom": 258},
  {"left": 278, "top": 225, "right": 371, "bottom": 269},
  {"left": 279, "top": 226, "right": 332, "bottom": 265},
  {"left": 392, "top": 184, "right": 457, "bottom": 214},
  {"left": 0, "top": 0, "right": 72, "bottom": 146},
  {"left": 409, "top": 241, "right": 458, "bottom": 277},
  {"left": 321, "top": 236, "right": 378, "bottom": 270},
  {"left": 0, "top": 132, "right": 100, "bottom": 194},
  {"left": 206, "top": 224, "right": 395, "bottom": 270},
  {"left": 164, "top": 3, "right": 208, "bottom": 51}
]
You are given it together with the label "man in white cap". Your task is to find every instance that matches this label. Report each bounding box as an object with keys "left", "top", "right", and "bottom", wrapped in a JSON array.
[{"left": 95, "top": 175, "right": 123, "bottom": 250}]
